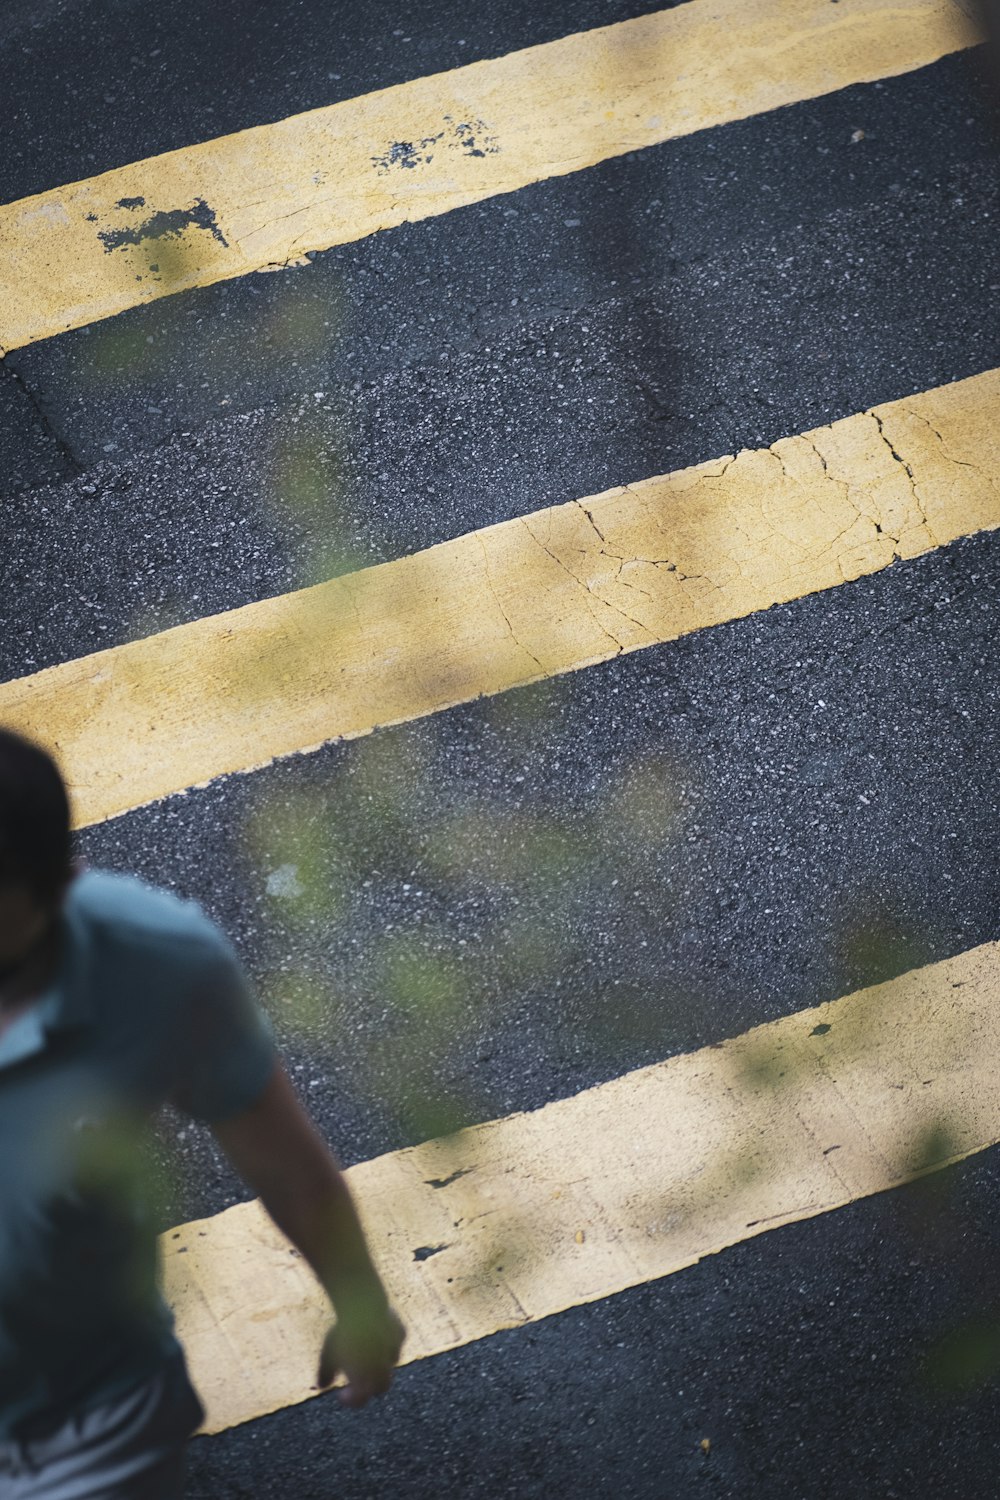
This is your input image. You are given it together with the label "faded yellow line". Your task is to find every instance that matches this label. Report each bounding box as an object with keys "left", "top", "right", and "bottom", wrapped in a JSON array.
[
  {"left": 165, "top": 939, "right": 1000, "bottom": 1433},
  {"left": 3, "top": 366, "right": 999, "bottom": 830},
  {"left": 0, "top": 0, "right": 982, "bottom": 351}
]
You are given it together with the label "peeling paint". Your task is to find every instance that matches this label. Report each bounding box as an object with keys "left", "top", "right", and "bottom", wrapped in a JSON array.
[
  {"left": 371, "top": 133, "right": 445, "bottom": 172},
  {"left": 96, "top": 197, "right": 228, "bottom": 254},
  {"left": 450, "top": 116, "right": 500, "bottom": 160},
  {"left": 0, "top": 0, "right": 982, "bottom": 349},
  {"left": 371, "top": 116, "right": 498, "bottom": 174}
]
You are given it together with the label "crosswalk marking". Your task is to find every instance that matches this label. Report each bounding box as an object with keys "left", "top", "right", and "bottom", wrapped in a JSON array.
[
  {"left": 164, "top": 938, "right": 1000, "bottom": 1434},
  {"left": 3, "top": 365, "right": 998, "bottom": 832},
  {"left": 0, "top": 0, "right": 981, "bottom": 352}
]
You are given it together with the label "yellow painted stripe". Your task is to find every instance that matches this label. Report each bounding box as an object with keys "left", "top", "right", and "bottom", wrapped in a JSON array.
[
  {"left": 3, "top": 367, "right": 999, "bottom": 830},
  {"left": 0, "top": 0, "right": 982, "bottom": 352},
  {"left": 165, "top": 939, "right": 1000, "bottom": 1433}
]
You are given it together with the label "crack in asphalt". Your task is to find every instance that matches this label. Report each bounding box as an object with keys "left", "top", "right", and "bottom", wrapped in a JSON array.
[{"left": 1, "top": 355, "right": 83, "bottom": 476}]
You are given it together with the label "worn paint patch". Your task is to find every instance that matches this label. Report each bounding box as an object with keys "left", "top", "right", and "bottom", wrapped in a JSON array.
[
  {"left": 164, "top": 939, "right": 1000, "bottom": 1433},
  {"left": 371, "top": 117, "right": 499, "bottom": 173},
  {"left": 0, "top": 365, "right": 998, "bottom": 831},
  {"left": 17, "top": 200, "right": 72, "bottom": 230},
  {"left": 372, "top": 134, "right": 445, "bottom": 171},
  {"left": 452, "top": 118, "right": 499, "bottom": 159},
  {"left": 0, "top": 0, "right": 982, "bottom": 350},
  {"left": 96, "top": 197, "right": 228, "bottom": 253}
]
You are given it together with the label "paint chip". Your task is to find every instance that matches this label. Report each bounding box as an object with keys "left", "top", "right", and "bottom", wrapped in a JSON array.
[
  {"left": 412, "top": 1244, "right": 449, "bottom": 1262},
  {"left": 372, "top": 118, "right": 498, "bottom": 174},
  {"left": 97, "top": 197, "right": 228, "bottom": 253}
]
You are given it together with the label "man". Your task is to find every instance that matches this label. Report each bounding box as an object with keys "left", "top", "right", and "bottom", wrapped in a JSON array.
[{"left": 0, "top": 727, "right": 404, "bottom": 1497}]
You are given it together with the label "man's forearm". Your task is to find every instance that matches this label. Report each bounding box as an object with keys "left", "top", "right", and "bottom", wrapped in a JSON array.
[
  {"left": 259, "top": 1159, "right": 388, "bottom": 1317},
  {"left": 213, "top": 1062, "right": 405, "bottom": 1404},
  {"left": 213, "top": 1063, "right": 388, "bottom": 1316}
]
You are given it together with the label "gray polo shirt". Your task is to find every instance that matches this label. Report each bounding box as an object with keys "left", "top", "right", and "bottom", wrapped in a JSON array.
[{"left": 0, "top": 870, "right": 276, "bottom": 1439}]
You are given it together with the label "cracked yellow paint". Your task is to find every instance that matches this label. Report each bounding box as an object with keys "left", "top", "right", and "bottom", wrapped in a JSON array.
[
  {"left": 165, "top": 938, "right": 1000, "bottom": 1433},
  {"left": 0, "top": 0, "right": 982, "bottom": 351},
  {"left": 2, "top": 366, "right": 999, "bottom": 829}
]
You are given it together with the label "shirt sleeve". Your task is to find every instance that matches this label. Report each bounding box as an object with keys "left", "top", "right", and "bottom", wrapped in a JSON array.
[{"left": 171, "top": 938, "right": 277, "bottom": 1123}]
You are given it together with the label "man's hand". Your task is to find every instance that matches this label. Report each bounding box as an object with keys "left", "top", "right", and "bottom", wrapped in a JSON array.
[{"left": 317, "top": 1302, "right": 406, "bottom": 1408}]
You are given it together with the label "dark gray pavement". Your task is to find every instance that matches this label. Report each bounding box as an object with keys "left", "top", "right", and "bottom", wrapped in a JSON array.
[
  {"left": 0, "top": 0, "right": 674, "bottom": 206},
  {"left": 3, "top": 2, "right": 1000, "bottom": 1496},
  {"left": 8, "top": 48, "right": 1000, "bottom": 479},
  {"left": 0, "top": 361, "right": 76, "bottom": 497},
  {"left": 78, "top": 525, "right": 1000, "bottom": 1187},
  {"left": 4, "top": 51, "right": 1000, "bottom": 680}
]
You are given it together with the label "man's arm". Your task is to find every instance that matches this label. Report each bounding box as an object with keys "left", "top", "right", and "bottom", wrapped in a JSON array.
[{"left": 212, "top": 1062, "right": 405, "bottom": 1407}]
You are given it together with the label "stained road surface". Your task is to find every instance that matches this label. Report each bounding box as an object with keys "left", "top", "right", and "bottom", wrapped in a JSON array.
[{"left": 3, "top": 0, "right": 1000, "bottom": 1495}]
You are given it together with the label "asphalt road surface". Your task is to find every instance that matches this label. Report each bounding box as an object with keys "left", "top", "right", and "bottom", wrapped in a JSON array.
[{"left": 3, "top": 1, "right": 1000, "bottom": 1495}]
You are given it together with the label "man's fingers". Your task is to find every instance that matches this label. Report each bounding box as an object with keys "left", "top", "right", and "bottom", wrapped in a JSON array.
[
  {"left": 336, "top": 1363, "right": 394, "bottom": 1402},
  {"left": 337, "top": 1384, "right": 370, "bottom": 1409},
  {"left": 337, "top": 1370, "right": 394, "bottom": 1409}
]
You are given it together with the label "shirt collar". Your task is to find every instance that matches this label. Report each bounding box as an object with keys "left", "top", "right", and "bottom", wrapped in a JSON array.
[
  {"left": 0, "top": 894, "right": 94, "bottom": 1071},
  {"left": 41, "top": 895, "right": 94, "bottom": 1033}
]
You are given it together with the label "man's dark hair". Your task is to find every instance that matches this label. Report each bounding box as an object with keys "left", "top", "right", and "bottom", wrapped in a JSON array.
[{"left": 0, "top": 729, "right": 72, "bottom": 904}]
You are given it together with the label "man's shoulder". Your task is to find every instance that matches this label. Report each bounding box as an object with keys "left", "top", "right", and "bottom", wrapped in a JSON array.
[{"left": 67, "top": 869, "right": 231, "bottom": 970}]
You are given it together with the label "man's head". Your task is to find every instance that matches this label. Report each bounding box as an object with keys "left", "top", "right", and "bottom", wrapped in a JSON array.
[{"left": 0, "top": 729, "right": 72, "bottom": 975}]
